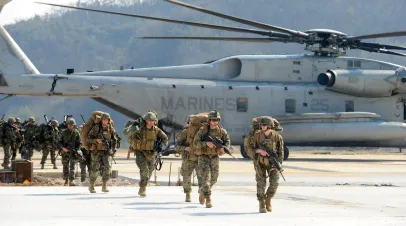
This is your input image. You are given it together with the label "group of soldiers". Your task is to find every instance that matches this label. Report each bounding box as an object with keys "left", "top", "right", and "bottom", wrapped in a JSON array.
[
  {"left": 0, "top": 114, "right": 113, "bottom": 187},
  {"left": 1, "top": 110, "right": 284, "bottom": 213},
  {"left": 173, "top": 111, "right": 284, "bottom": 213}
]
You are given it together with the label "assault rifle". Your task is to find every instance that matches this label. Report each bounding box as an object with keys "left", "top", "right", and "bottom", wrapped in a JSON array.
[
  {"left": 258, "top": 142, "right": 286, "bottom": 181},
  {"left": 153, "top": 137, "right": 163, "bottom": 171},
  {"left": 56, "top": 142, "right": 85, "bottom": 161},
  {"left": 1, "top": 113, "right": 5, "bottom": 121},
  {"left": 206, "top": 135, "right": 238, "bottom": 160},
  {"left": 98, "top": 125, "right": 117, "bottom": 164}
]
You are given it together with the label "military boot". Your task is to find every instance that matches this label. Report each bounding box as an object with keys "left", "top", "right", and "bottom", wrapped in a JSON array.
[
  {"left": 138, "top": 186, "right": 146, "bottom": 197},
  {"left": 64, "top": 179, "right": 68, "bottom": 186},
  {"left": 205, "top": 196, "right": 213, "bottom": 208},
  {"left": 259, "top": 199, "right": 267, "bottom": 213},
  {"left": 102, "top": 181, "right": 109, "bottom": 192},
  {"left": 81, "top": 177, "right": 86, "bottom": 182},
  {"left": 265, "top": 195, "right": 272, "bottom": 212},
  {"left": 53, "top": 163, "right": 58, "bottom": 169},
  {"left": 185, "top": 193, "right": 191, "bottom": 202},
  {"left": 69, "top": 180, "right": 75, "bottom": 186},
  {"left": 89, "top": 181, "right": 96, "bottom": 193},
  {"left": 41, "top": 164, "right": 44, "bottom": 169},
  {"left": 198, "top": 188, "right": 205, "bottom": 205}
]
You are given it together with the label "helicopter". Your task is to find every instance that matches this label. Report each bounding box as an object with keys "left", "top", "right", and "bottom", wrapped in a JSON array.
[{"left": 1, "top": 0, "right": 406, "bottom": 160}]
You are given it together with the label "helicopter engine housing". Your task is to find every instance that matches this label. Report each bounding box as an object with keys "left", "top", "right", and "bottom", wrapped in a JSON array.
[{"left": 317, "top": 69, "right": 401, "bottom": 97}]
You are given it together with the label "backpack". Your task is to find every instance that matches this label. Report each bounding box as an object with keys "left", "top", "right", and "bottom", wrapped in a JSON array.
[
  {"left": 123, "top": 117, "right": 145, "bottom": 138},
  {"left": 35, "top": 123, "right": 51, "bottom": 143},
  {"left": 80, "top": 111, "right": 115, "bottom": 150},
  {"left": 250, "top": 116, "right": 282, "bottom": 134},
  {"left": 186, "top": 112, "right": 209, "bottom": 146}
]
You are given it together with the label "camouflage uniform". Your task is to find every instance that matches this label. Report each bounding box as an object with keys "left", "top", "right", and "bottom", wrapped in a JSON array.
[
  {"left": 248, "top": 117, "right": 284, "bottom": 213},
  {"left": 86, "top": 113, "right": 117, "bottom": 193},
  {"left": 58, "top": 118, "right": 81, "bottom": 186},
  {"left": 193, "top": 110, "right": 230, "bottom": 208},
  {"left": 129, "top": 112, "right": 168, "bottom": 197},
  {"left": 1, "top": 117, "right": 19, "bottom": 169},
  {"left": 12, "top": 118, "right": 23, "bottom": 161},
  {"left": 40, "top": 120, "right": 59, "bottom": 169},
  {"left": 80, "top": 147, "right": 91, "bottom": 182},
  {"left": 175, "top": 124, "right": 201, "bottom": 202},
  {"left": 22, "top": 117, "right": 38, "bottom": 161}
]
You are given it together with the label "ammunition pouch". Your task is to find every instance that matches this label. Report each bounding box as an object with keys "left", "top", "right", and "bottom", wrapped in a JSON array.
[{"left": 256, "top": 154, "right": 270, "bottom": 167}]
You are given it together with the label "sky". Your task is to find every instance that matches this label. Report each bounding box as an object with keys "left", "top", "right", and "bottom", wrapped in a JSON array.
[{"left": 0, "top": 0, "right": 82, "bottom": 25}]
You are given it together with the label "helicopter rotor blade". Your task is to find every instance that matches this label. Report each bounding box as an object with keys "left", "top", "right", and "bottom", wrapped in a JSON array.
[
  {"left": 347, "top": 31, "right": 406, "bottom": 41},
  {"left": 163, "top": 0, "right": 309, "bottom": 38},
  {"left": 35, "top": 2, "right": 292, "bottom": 38},
  {"left": 137, "top": 36, "right": 293, "bottom": 43},
  {"left": 356, "top": 42, "right": 406, "bottom": 51},
  {"left": 356, "top": 46, "right": 406, "bottom": 57}
]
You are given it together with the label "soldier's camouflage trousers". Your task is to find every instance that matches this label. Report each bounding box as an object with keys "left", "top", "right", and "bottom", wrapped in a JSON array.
[
  {"left": 254, "top": 162, "right": 279, "bottom": 200},
  {"left": 90, "top": 150, "right": 111, "bottom": 182},
  {"left": 23, "top": 143, "right": 35, "bottom": 161},
  {"left": 197, "top": 155, "right": 219, "bottom": 198},
  {"left": 135, "top": 151, "right": 154, "bottom": 187},
  {"left": 2, "top": 144, "right": 12, "bottom": 167},
  {"left": 80, "top": 149, "right": 91, "bottom": 179},
  {"left": 181, "top": 154, "right": 200, "bottom": 193},
  {"left": 11, "top": 143, "right": 20, "bottom": 161},
  {"left": 61, "top": 152, "right": 77, "bottom": 180},
  {"left": 41, "top": 143, "right": 57, "bottom": 164}
]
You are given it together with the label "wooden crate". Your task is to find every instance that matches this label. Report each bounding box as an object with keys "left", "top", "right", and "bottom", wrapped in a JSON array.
[{"left": 11, "top": 160, "right": 33, "bottom": 183}]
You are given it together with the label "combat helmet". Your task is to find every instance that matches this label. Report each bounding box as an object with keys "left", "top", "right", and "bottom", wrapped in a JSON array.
[
  {"left": 28, "top": 117, "right": 35, "bottom": 123},
  {"left": 101, "top": 113, "right": 111, "bottom": 120},
  {"left": 7, "top": 117, "right": 16, "bottom": 123},
  {"left": 51, "top": 120, "right": 59, "bottom": 127},
  {"left": 143, "top": 111, "right": 158, "bottom": 121},
  {"left": 15, "top": 118, "right": 21, "bottom": 124},
  {"left": 208, "top": 109, "right": 221, "bottom": 120},
  {"left": 66, "top": 118, "right": 76, "bottom": 125},
  {"left": 260, "top": 117, "right": 273, "bottom": 128}
]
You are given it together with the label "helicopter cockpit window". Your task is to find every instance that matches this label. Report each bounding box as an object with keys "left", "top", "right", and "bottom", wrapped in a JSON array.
[
  {"left": 237, "top": 98, "right": 248, "bottom": 112},
  {"left": 285, "top": 99, "right": 296, "bottom": 113},
  {"left": 345, "top": 101, "right": 354, "bottom": 112}
]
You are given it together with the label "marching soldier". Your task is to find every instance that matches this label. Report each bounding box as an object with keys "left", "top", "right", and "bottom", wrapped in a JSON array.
[
  {"left": 129, "top": 111, "right": 168, "bottom": 197},
  {"left": 86, "top": 113, "right": 117, "bottom": 193},
  {"left": 22, "top": 117, "right": 38, "bottom": 161},
  {"left": 40, "top": 120, "right": 59, "bottom": 169},
  {"left": 248, "top": 117, "right": 284, "bottom": 213},
  {"left": 58, "top": 118, "right": 82, "bottom": 186},
  {"left": 1, "top": 117, "right": 19, "bottom": 170},
  {"left": 12, "top": 117, "right": 23, "bottom": 161},
  {"left": 175, "top": 117, "right": 201, "bottom": 202},
  {"left": 193, "top": 110, "right": 230, "bottom": 208}
]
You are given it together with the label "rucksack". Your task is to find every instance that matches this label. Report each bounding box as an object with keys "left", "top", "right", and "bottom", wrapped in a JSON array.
[
  {"left": 35, "top": 123, "right": 51, "bottom": 143},
  {"left": 250, "top": 116, "right": 282, "bottom": 135},
  {"left": 186, "top": 112, "right": 209, "bottom": 146},
  {"left": 80, "top": 111, "right": 115, "bottom": 150}
]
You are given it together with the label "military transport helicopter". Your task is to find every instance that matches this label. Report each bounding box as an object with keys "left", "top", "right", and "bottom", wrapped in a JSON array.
[{"left": 2, "top": 0, "right": 406, "bottom": 160}]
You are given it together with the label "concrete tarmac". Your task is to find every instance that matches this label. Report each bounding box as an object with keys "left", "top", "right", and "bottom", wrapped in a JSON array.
[{"left": 1, "top": 149, "right": 406, "bottom": 225}]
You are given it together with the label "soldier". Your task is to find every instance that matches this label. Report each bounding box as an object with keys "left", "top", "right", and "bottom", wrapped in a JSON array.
[
  {"left": 1, "top": 117, "right": 19, "bottom": 170},
  {"left": 40, "top": 120, "right": 59, "bottom": 169},
  {"left": 129, "top": 111, "right": 168, "bottom": 197},
  {"left": 79, "top": 125, "right": 92, "bottom": 182},
  {"left": 86, "top": 113, "right": 117, "bottom": 193},
  {"left": 22, "top": 117, "right": 38, "bottom": 161},
  {"left": 248, "top": 117, "right": 284, "bottom": 213},
  {"left": 175, "top": 117, "right": 201, "bottom": 202},
  {"left": 12, "top": 117, "right": 23, "bottom": 161},
  {"left": 58, "top": 118, "right": 81, "bottom": 186},
  {"left": 193, "top": 110, "right": 230, "bottom": 208}
]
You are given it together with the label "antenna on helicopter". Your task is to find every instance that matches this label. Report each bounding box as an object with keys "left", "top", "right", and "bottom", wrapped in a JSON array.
[{"left": 36, "top": 0, "right": 406, "bottom": 57}]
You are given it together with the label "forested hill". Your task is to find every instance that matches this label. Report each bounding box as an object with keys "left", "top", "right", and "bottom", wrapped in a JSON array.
[{"left": 2, "top": 0, "right": 406, "bottom": 147}]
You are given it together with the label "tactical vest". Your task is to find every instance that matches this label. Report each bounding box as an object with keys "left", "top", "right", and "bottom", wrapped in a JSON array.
[
  {"left": 131, "top": 126, "right": 158, "bottom": 151},
  {"left": 254, "top": 130, "right": 277, "bottom": 166},
  {"left": 195, "top": 125, "right": 223, "bottom": 156},
  {"left": 24, "top": 124, "right": 37, "bottom": 142},
  {"left": 91, "top": 124, "right": 113, "bottom": 151}
]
